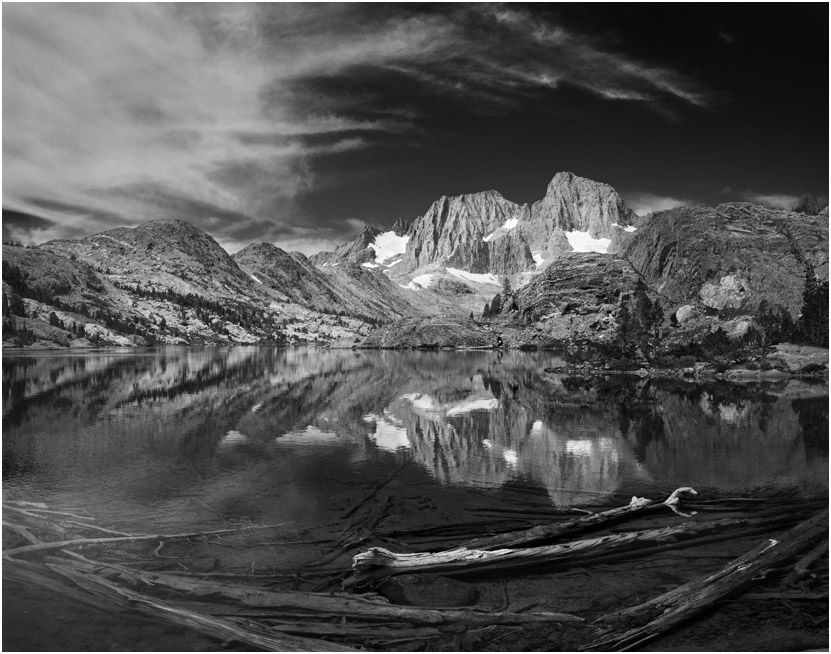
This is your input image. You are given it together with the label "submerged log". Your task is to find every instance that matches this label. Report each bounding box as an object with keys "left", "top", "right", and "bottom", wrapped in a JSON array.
[
  {"left": 346, "top": 513, "right": 804, "bottom": 587},
  {"left": 52, "top": 557, "right": 583, "bottom": 627},
  {"left": 462, "top": 487, "right": 698, "bottom": 551},
  {"left": 47, "top": 561, "right": 351, "bottom": 652},
  {"left": 583, "top": 509, "right": 828, "bottom": 651},
  {"left": 3, "top": 522, "right": 292, "bottom": 558}
]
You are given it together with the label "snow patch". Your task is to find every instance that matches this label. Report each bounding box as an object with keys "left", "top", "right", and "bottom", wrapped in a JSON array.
[
  {"left": 502, "top": 449, "right": 519, "bottom": 467},
  {"left": 250, "top": 273, "right": 263, "bottom": 284},
  {"left": 483, "top": 216, "right": 520, "bottom": 242},
  {"left": 363, "top": 413, "right": 411, "bottom": 451},
  {"left": 278, "top": 425, "right": 340, "bottom": 446},
  {"left": 612, "top": 223, "right": 638, "bottom": 233},
  {"left": 446, "top": 397, "right": 499, "bottom": 416},
  {"left": 446, "top": 268, "right": 500, "bottom": 285},
  {"left": 531, "top": 251, "right": 545, "bottom": 267},
  {"left": 361, "top": 262, "right": 379, "bottom": 269},
  {"left": 565, "top": 231, "right": 611, "bottom": 253},
  {"left": 219, "top": 430, "right": 249, "bottom": 448},
  {"left": 370, "top": 231, "right": 409, "bottom": 263},
  {"left": 565, "top": 440, "right": 593, "bottom": 456},
  {"left": 401, "top": 273, "right": 435, "bottom": 290}
]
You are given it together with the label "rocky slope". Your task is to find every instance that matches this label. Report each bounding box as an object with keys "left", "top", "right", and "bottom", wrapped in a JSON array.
[
  {"left": 360, "top": 201, "right": 829, "bottom": 369},
  {"left": 3, "top": 220, "right": 413, "bottom": 349},
  {"left": 233, "top": 242, "right": 415, "bottom": 321},
  {"left": 310, "top": 225, "right": 382, "bottom": 266},
  {"left": 41, "top": 219, "right": 257, "bottom": 301},
  {"left": 614, "top": 202, "right": 829, "bottom": 318}
]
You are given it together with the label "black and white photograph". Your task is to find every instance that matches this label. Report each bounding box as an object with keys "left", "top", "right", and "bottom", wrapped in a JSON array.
[{"left": 2, "top": 2, "right": 828, "bottom": 651}]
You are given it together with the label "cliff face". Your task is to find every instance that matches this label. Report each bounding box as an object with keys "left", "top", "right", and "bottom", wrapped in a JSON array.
[
  {"left": 396, "top": 172, "right": 635, "bottom": 275},
  {"left": 615, "top": 202, "right": 829, "bottom": 318},
  {"left": 313, "top": 172, "right": 636, "bottom": 278},
  {"left": 523, "top": 171, "right": 636, "bottom": 257},
  {"left": 399, "top": 191, "right": 530, "bottom": 273}
]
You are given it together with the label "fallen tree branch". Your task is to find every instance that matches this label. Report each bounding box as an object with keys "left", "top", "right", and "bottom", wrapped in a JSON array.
[
  {"left": 583, "top": 509, "right": 828, "bottom": 651},
  {"left": 783, "top": 538, "right": 828, "bottom": 587},
  {"left": 3, "top": 523, "right": 292, "bottom": 558},
  {"left": 462, "top": 487, "right": 698, "bottom": 550},
  {"left": 50, "top": 557, "right": 583, "bottom": 627},
  {"left": 46, "top": 561, "right": 352, "bottom": 652},
  {"left": 345, "top": 513, "right": 804, "bottom": 587}
]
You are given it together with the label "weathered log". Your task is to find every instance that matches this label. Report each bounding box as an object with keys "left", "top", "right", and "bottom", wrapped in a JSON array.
[
  {"left": 783, "top": 538, "right": 828, "bottom": 587},
  {"left": 3, "top": 520, "right": 42, "bottom": 545},
  {"left": 53, "top": 557, "right": 583, "bottom": 627},
  {"left": 46, "top": 561, "right": 353, "bottom": 652},
  {"left": 346, "top": 513, "right": 804, "bottom": 587},
  {"left": 3, "top": 522, "right": 291, "bottom": 558},
  {"left": 583, "top": 509, "right": 828, "bottom": 651},
  {"left": 462, "top": 487, "right": 697, "bottom": 550}
]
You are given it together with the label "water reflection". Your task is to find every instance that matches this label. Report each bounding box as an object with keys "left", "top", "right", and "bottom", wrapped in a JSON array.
[{"left": 3, "top": 347, "right": 828, "bottom": 515}]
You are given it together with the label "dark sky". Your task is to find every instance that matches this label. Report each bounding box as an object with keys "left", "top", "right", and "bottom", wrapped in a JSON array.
[{"left": 3, "top": 3, "right": 828, "bottom": 253}]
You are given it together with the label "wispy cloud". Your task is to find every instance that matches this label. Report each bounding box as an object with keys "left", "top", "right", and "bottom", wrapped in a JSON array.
[
  {"left": 623, "top": 192, "right": 695, "bottom": 216},
  {"left": 3, "top": 4, "right": 709, "bottom": 252},
  {"left": 742, "top": 192, "right": 799, "bottom": 210}
]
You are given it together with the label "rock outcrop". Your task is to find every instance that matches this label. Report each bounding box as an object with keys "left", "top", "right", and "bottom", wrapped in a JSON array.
[
  {"left": 614, "top": 202, "right": 829, "bottom": 319},
  {"left": 360, "top": 317, "right": 496, "bottom": 349}
]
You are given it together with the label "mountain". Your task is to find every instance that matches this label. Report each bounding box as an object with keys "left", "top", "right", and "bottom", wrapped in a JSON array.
[
  {"left": 232, "top": 242, "right": 415, "bottom": 321},
  {"left": 3, "top": 219, "right": 414, "bottom": 349},
  {"left": 523, "top": 171, "right": 636, "bottom": 261},
  {"left": 41, "top": 219, "right": 258, "bottom": 301},
  {"left": 399, "top": 190, "right": 534, "bottom": 274},
  {"left": 315, "top": 172, "right": 636, "bottom": 278},
  {"left": 310, "top": 225, "right": 381, "bottom": 267}
]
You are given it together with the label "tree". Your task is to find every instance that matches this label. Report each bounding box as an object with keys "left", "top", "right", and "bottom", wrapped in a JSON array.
[
  {"left": 482, "top": 302, "right": 491, "bottom": 318},
  {"left": 489, "top": 293, "right": 502, "bottom": 315},
  {"left": 797, "top": 263, "right": 829, "bottom": 347},
  {"left": 617, "top": 280, "right": 663, "bottom": 359},
  {"left": 501, "top": 276, "right": 512, "bottom": 304}
]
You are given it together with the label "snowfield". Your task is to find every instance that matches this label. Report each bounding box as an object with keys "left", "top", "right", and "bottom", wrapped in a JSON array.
[
  {"left": 565, "top": 230, "right": 611, "bottom": 253},
  {"left": 369, "top": 231, "right": 409, "bottom": 263},
  {"left": 483, "top": 216, "right": 520, "bottom": 242},
  {"left": 446, "top": 267, "right": 501, "bottom": 285}
]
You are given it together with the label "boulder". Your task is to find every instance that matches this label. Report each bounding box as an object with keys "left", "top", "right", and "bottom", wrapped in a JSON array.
[
  {"left": 675, "top": 304, "right": 698, "bottom": 324},
  {"left": 699, "top": 273, "right": 750, "bottom": 310}
]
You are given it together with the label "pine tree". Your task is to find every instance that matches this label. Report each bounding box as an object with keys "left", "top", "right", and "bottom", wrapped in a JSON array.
[
  {"left": 482, "top": 301, "right": 491, "bottom": 318},
  {"left": 798, "top": 263, "right": 829, "bottom": 347},
  {"left": 490, "top": 293, "right": 502, "bottom": 315},
  {"left": 501, "top": 276, "right": 512, "bottom": 303}
]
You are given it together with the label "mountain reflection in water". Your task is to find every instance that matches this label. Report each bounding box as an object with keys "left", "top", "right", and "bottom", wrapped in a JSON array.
[{"left": 3, "top": 347, "right": 827, "bottom": 518}]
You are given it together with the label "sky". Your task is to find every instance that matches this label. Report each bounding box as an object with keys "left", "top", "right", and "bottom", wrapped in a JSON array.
[{"left": 3, "top": 3, "right": 828, "bottom": 254}]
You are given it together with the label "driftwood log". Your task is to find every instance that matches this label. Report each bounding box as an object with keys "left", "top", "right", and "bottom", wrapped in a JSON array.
[
  {"left": 461, "top": 487, "right": 697, "bottom": 550},
  {"left": 583, "top": 509, "right": 829, "bottom": 651},
  {"left": 346, "top": 512, "right": 804, "bottom": 587},
  {"left": 47, "top": 557, "right": 582, "bottom": 627}
]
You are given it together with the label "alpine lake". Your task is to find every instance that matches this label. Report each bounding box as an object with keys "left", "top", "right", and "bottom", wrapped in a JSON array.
[{"left": 3, "top": 346, "right": 828, "bottom": 651}]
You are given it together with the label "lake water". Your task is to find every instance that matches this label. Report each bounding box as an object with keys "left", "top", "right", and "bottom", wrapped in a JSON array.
[
  {"left": 3, "top": 346, "right": 828, "bottom": 518},
  {"left": 2, "top": 346, "right": 828, "bottom": 649}
]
